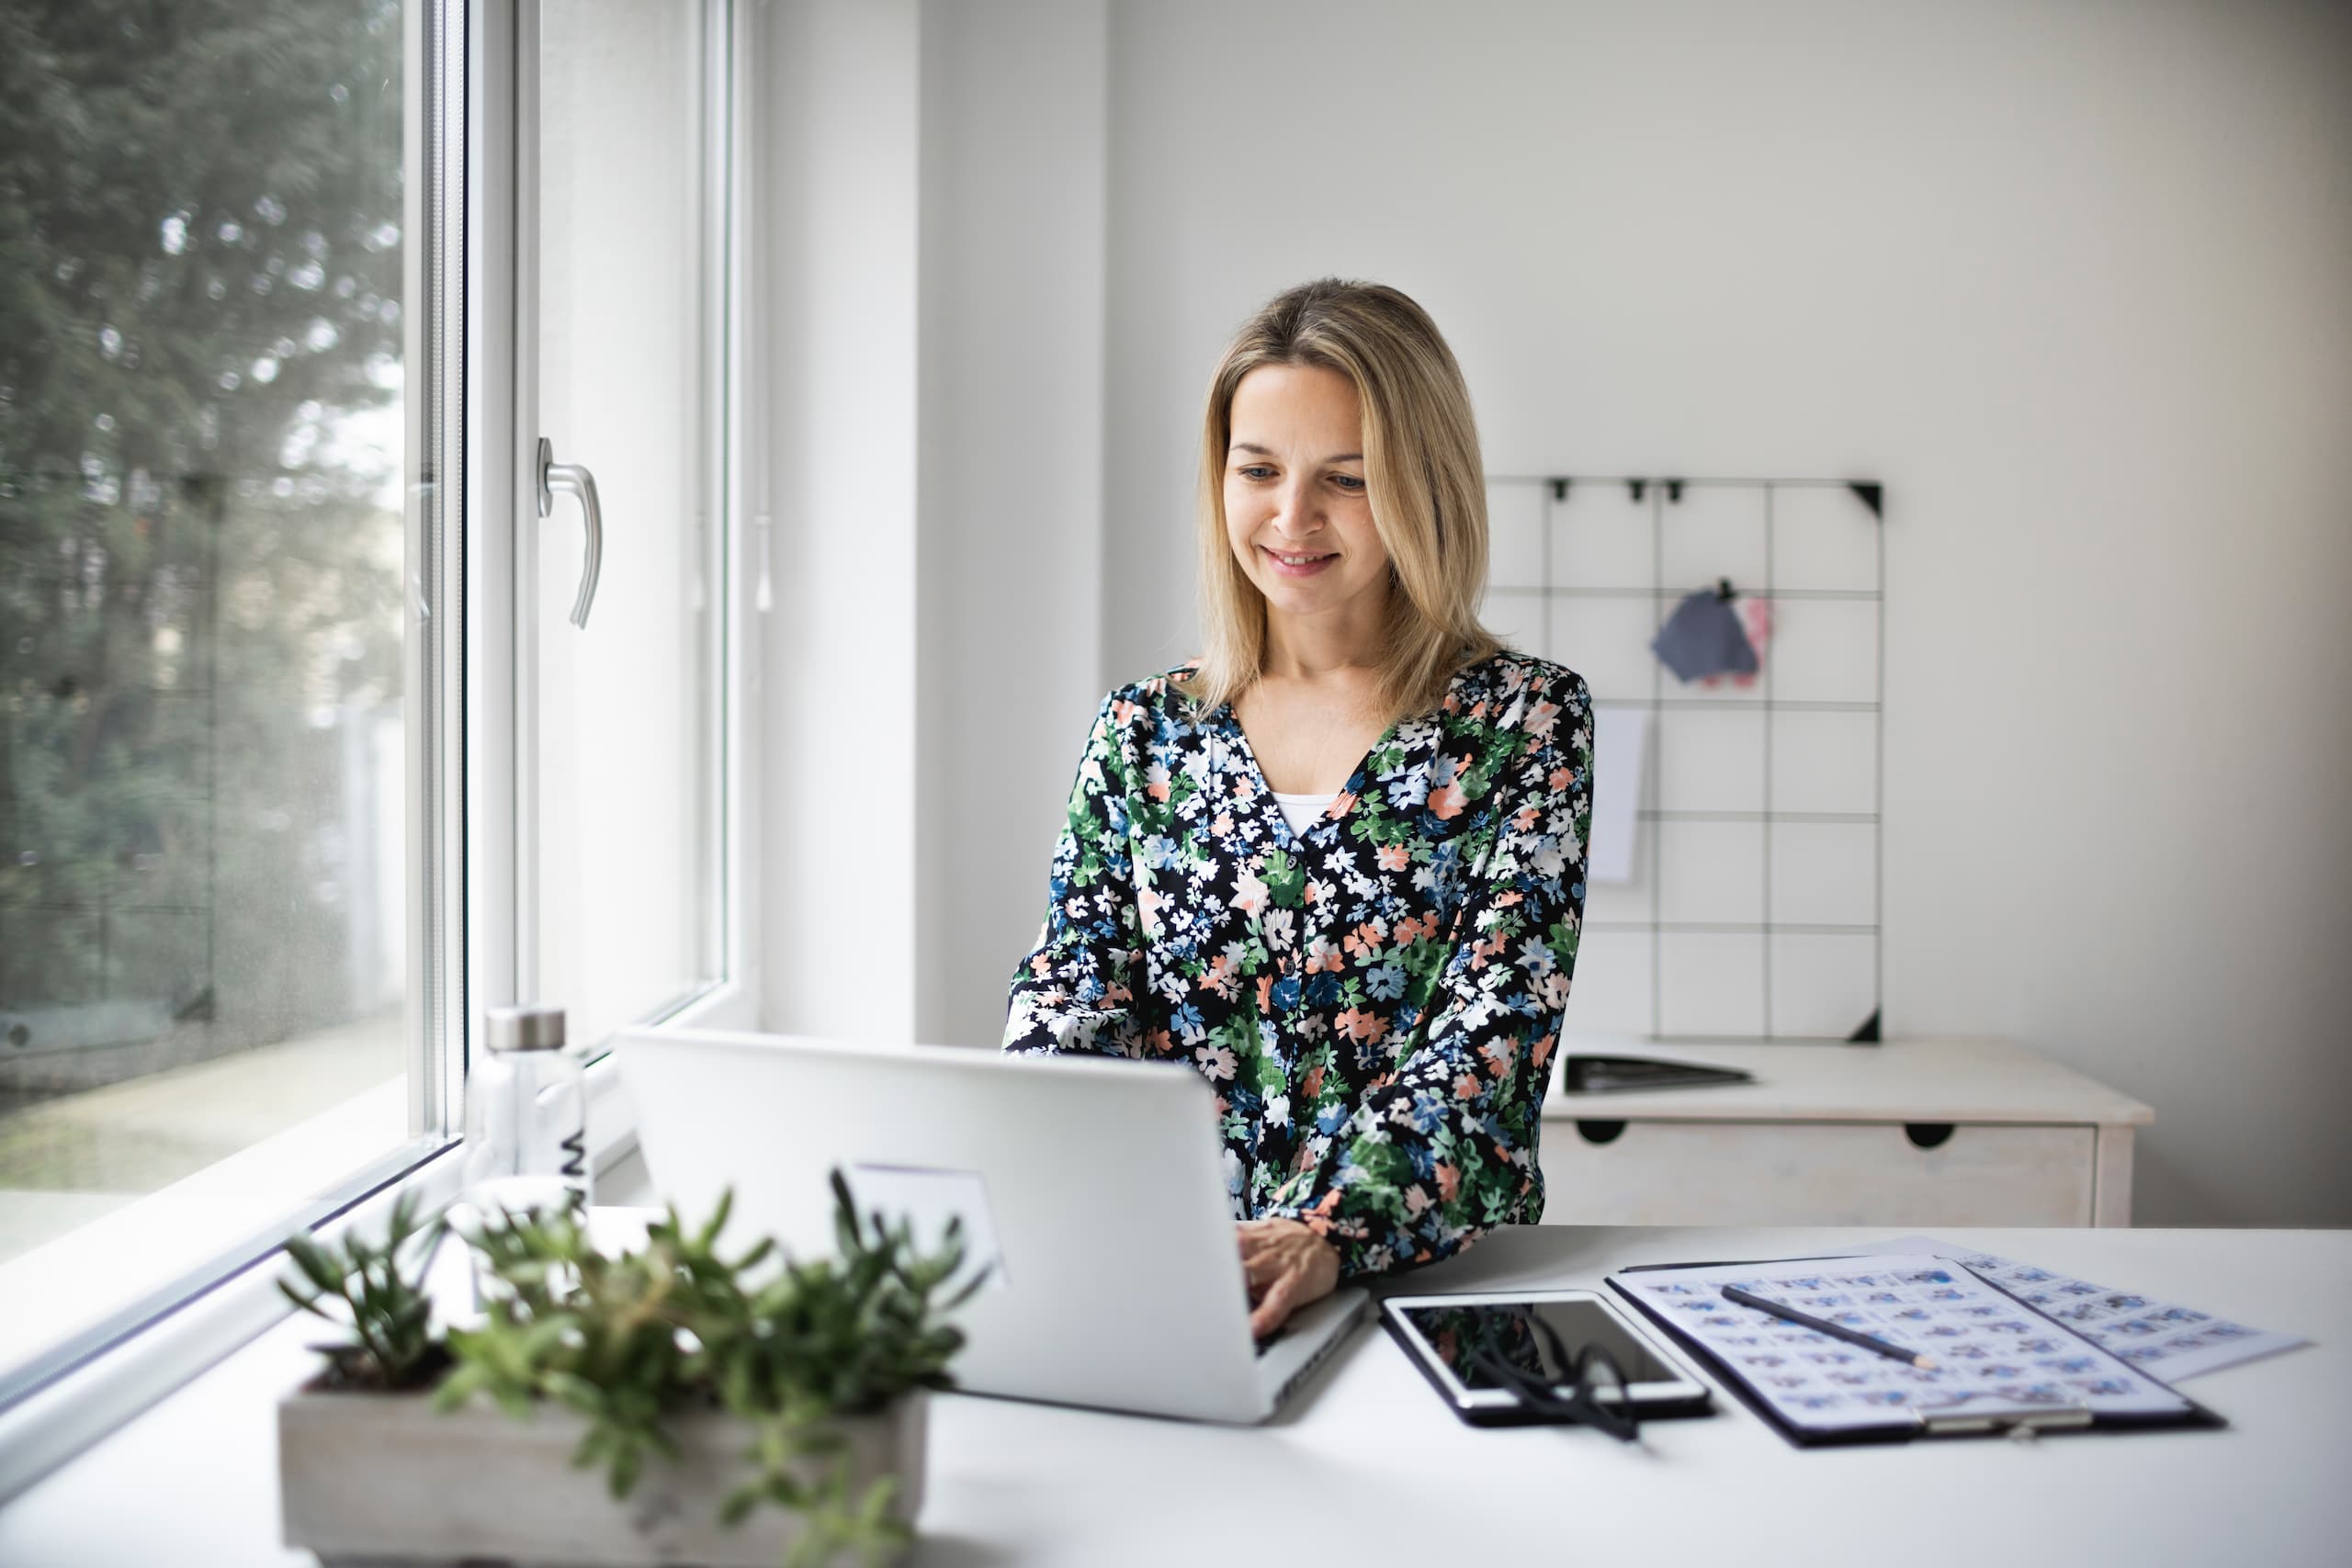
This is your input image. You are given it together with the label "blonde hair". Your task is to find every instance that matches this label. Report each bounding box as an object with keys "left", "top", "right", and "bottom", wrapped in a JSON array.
[{"left": 1182, "top": 278, "right": 1503, "bottom": 730}]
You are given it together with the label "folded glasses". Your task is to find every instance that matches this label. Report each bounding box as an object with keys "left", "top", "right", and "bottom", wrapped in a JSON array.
[{"left": 1460, "top": 1305, "right": 1642, "bottom": 1443}]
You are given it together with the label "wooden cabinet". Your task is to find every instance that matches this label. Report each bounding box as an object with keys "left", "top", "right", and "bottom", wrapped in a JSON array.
[{"left": 1537, "top": 1038, "right": 2150, "bottom": 1227}]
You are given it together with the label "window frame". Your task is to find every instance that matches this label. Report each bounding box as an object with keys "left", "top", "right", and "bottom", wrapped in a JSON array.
[
  {"left": 0, "top": 0, "right": 761, "bottom": 1499},
  {"left": 0, "top": 0, "right": 471, "bottom": 1495},
  {"left": 516, "top": 0, "right": 760, "bottom": 1172}
]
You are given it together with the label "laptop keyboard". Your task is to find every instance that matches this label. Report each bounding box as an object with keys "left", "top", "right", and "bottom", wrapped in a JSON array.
[{"left": 1265, "top": 1300, "right": 1362, "bottom": 1408}]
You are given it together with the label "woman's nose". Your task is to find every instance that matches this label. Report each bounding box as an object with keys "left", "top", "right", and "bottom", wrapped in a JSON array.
[{"left": 1273, "top": 478, "right": 1323, "bottom": 533}]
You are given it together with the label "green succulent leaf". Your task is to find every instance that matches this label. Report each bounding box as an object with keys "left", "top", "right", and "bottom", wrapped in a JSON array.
[
  {"left": 607, "top": 1442, "right": 643, "bottom": 1500},
  {"left": 282, "top": 1234, "right": 349, "bottom": 1297},
  {"left": 698, "top": 1187, "right": 736, "bottom": 1250}
]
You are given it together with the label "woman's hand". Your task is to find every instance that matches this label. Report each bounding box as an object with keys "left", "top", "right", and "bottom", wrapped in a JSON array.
[{"left": 1238, "top": 1217, "right": 1340, "bottom": 1338}]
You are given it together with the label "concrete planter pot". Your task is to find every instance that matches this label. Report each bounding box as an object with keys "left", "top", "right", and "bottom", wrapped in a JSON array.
[{"left": 277, "top": 1382, "right": 927, "bottom": 1567}]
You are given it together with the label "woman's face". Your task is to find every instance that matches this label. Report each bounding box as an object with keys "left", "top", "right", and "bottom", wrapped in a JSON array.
[{"left": 1222, "top": 363, "right": 1390, "bottom": 636}]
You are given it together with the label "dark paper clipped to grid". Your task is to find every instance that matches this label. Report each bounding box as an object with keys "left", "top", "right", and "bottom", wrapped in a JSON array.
[
  {"left": 1650, "top": 589, "right": 1759, "bottom": 682},
  {"left": 1611, "top": 1254, "right": 2192, "bottom": 1434}
]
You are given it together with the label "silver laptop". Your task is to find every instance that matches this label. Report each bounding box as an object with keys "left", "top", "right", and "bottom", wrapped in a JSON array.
[{"left": 614, "top": 1025, "right": 1368, "bottom": 1423}]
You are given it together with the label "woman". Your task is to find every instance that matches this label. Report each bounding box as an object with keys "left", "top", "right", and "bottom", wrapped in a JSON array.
[{"left": 1003, "top": 278, "right": 1594, "bottom": 1337}]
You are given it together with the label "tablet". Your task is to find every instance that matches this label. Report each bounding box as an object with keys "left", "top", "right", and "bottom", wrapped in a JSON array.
[{"left": 1380, "top": 1289, "right": 1716, "bottom": 1427}]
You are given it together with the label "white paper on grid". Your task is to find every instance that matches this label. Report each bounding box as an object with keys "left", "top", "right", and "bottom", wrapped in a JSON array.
[
  {"left": 1612, "top": 1254, "right": 2192, "bottom": 1433},
  {"left": 1587, "top": 705, "right": 1646, "bottom": 885},
  {"left": 1845, "top": 1235, "right": 2309, "bottom": 1382}
]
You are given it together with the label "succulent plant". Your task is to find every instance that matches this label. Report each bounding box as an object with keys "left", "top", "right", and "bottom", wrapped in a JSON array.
[
  {"left": 278, "top": 1188, "right": 450, "bottom": 1392},
  {"left": 432, "top": 1170, "right": 985, "bottom": 1567}
]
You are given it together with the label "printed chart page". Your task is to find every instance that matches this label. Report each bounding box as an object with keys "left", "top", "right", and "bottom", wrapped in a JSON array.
[
  {"left": 1849, "top": 1235, "right": 2309, "bottom": 1382},
  {"left": 1611, "top": 1254, "right": 2194, "bottom": 1434}
]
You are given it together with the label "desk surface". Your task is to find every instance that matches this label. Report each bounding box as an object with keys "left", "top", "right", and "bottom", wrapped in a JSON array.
[{"left": 2, "top": 1224, "right": 2341, "bottom": 1567}]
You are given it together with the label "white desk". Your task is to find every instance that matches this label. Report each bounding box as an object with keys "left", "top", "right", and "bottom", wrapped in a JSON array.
[
  {"left": 1542, "top": 1038, "right": 2154, "bottom": 1225},
  {"left": 2, "top": 1224, "right": 2341, "bottom": 1567}
]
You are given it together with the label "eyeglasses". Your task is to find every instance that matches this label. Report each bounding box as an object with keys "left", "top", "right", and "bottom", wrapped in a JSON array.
[{"left": 1460, "top": 1306, "right": 1642, "bottom": 1443}]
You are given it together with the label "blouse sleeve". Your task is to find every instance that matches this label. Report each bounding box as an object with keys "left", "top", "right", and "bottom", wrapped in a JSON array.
[
  {"left": 1262, "top": 669, "right": 1595, "bottom": 1280},
  {"left": 1001, "top": 692, "right": 1149, "bottom": 1058}
]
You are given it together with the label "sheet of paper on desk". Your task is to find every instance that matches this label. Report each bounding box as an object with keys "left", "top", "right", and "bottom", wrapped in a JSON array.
[
  {"left": 1587, "top": 705, "right": 1646, "bottom": 884},
  {"left": 1850, "top": 1235, "right": 2310, "bottom": 1382},
  {"left": 1613, "top": 1254, "right": 2192, "bottom": 1432}
]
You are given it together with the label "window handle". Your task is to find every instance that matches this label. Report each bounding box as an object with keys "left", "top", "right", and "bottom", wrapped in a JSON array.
[{"left": 537, "top": 436, "right": 603, "bottom": 628}]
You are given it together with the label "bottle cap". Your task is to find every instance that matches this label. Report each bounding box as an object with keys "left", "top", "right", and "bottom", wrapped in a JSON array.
[{"left": 483, "top": 1004, "right": 567, "bottom": 1052}]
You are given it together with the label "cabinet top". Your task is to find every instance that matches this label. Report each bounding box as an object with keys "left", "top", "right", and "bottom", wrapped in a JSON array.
[{"left": 1541, "top": 1036, "right": 2154, "bottom": 1126}]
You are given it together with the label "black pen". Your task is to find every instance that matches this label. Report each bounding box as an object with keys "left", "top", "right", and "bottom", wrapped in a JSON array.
[{"left": 1720, "top": 1283, "right": 1940, "bottom": 1371}]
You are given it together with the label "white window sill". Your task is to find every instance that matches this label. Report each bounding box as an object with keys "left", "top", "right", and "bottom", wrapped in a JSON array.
[
  {"left": 0, "top": 982, "right": 749, "bottom": 1504},
  {"left": 0, "top": 1265, "right": 361, "bottom": 1565},
  {"left": 0, "top": 1204, "right": 668, "bottom": 1565},
  {"left": 0, "top": 1078, "right": 413, "bottom": 1379}
]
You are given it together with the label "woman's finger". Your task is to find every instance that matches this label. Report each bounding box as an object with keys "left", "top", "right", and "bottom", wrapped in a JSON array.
[{"left": 1250, "top": 1272, "right": 1297, "bottom": 1339}]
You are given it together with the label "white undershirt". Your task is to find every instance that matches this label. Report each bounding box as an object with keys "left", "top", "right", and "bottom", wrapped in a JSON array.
[{"left": 1271, "top": 789, "right": 1340, "bottom": 836}]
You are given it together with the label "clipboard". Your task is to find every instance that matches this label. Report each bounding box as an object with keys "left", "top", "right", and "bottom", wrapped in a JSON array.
[{"left": 1605, "top": 1252, "right": 2227, "bottom": 1448}]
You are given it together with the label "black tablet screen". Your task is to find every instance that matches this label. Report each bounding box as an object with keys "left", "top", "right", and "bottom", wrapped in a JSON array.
[{"left": 1404, "top": 1299, "right": 1679, "bottom": 1391}]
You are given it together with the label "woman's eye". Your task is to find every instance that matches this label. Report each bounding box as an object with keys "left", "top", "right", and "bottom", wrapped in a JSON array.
[
  {"left": 1332, "top": 475, "right": 1366, "bottom": 491},
  {"left": 1238, "top": 465, "right": 1276, "bottom": 480}
]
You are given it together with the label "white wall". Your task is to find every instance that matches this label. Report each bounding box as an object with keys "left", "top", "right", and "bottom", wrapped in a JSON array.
[
  {"left": 1094, "top": 0, "right": 2352, "bottom": 1225},
  {"left": 766, "top": 0, "right": 2352, "bottom": 1225},
  {"left": 915, "top": 0, "right": 1110, "bottom": 1047},
  {"left": 759, "top": 0, "right": 922, "bottom": 1043},
  {"left": 760, "top": 0, "right": 1109, "bottom": 1049}
]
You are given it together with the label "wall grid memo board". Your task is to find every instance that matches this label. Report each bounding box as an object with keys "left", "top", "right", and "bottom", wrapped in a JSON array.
[{"left": 1482, "top": 474, "right": 1885, "bottom": 1046}]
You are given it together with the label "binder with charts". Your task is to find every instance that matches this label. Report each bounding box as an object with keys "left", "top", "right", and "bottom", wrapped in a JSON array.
[{"left": 1605, "top": 1253, "right": 2224, "bottom": 1446}]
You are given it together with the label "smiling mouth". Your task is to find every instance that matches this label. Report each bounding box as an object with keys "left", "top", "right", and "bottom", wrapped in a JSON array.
[{"left": 1265, "top": 547, "right": 1334, "bottom": 566}]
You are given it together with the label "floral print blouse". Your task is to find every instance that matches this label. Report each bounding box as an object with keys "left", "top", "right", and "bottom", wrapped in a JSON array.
[{"left": 1001, "top": 649, "right": 1595, "bottom": 1282}]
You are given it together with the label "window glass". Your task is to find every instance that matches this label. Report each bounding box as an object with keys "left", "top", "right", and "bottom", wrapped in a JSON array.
[{"left": 0, "top": 0, "right": 421, "bottom": 1380}]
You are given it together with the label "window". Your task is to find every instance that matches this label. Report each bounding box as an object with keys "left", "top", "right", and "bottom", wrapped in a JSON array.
[
  {"left": 0, "top": 0, "right": 449, "bottom": 1402},
  {"left": 0, "top": 0, "right": 752, "bottom": 1436}
]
